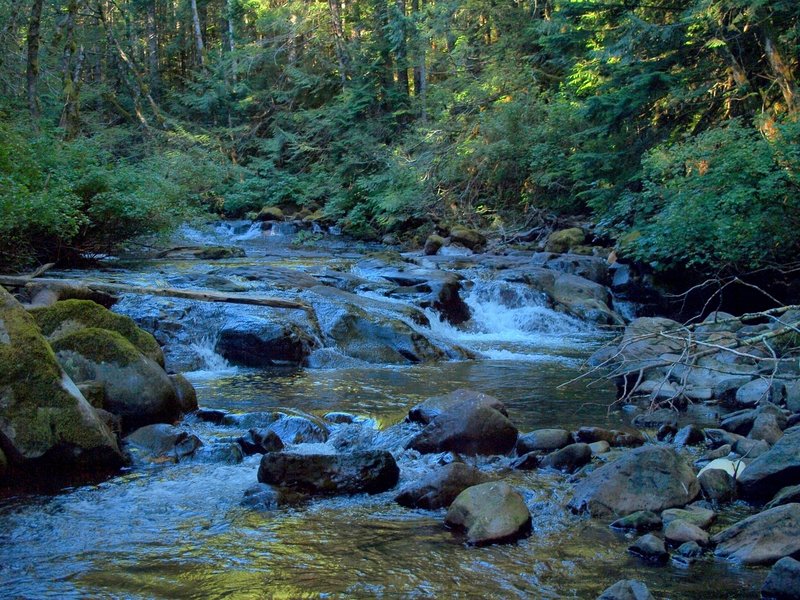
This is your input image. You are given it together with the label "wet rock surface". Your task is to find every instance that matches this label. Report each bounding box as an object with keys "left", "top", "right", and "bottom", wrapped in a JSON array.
[{"left": 444, "top": 481, "right": 532, "bottom": 546}]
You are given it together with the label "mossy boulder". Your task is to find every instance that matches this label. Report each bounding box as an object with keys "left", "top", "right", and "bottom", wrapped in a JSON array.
[
  {"left": 0, "top": 287, "right": 122, "bottom": 473},
  {"left": 52, "top": 328, "right": 180, "bottom": 432},
  {"left": 545, "top": 227, "right": 585, "bottom": 253},
  {"left": 256, "top": 206, "right": 284, "bottom": 222},
  {"left": 31, "top": 299, "right": 165, "bottom": 367},
  {"left": 449, "top": 226, "right": 486, "bottom": 251},
  {"left": 424, "top": 234, "right": 446, "bottom": 255}
]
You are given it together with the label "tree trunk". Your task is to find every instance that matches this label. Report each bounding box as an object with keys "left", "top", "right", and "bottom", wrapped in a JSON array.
[
  {"left": 146, "top": 0, "right": 160, "bottom": 95},
  {"left": 762, "top": 30, "right": 798, "bottom": 115},
  {"left": 26, "top": 0, "right": 44, "bottom": 122},
  {"left": 227, "top": 0, "right": 236, "bottom": 81},
  {"left": 58, "top": 0, "right": 82, "bottom": 139},
  {"left": 328, "top": 0, "right": 349, "bottom": 85},
  {"left": 190, "top": 0, "right": 205, "bottom": 67},
  {"left": 395, "top": 0, "right": 409, "bottom": 98}
]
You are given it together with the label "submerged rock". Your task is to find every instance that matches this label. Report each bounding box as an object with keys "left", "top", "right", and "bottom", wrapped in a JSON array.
[
  {"left": 444, "top": 481, "right": 532, "bottom": 546},
  {"left": 407, "top": 390, "right": 518, "bottom": 456},
  {"left": 596, "top": 580, "right": 654, "bottom": 600},
  {"left": 0, "top": 287, "right": 123, "bottom": 475},
  {"left": 257, "top": 450, "right": 399, "bottom": 495},
  {"left": 712, "top": 503, "right": 800, "bottom": 565},
  {"left": 240, "top": 483, "right": 306, "bottom": 510},
  {"left": 568, "top": 446, "right": 699, "bottom": 517},
  {"left": 395, "top": 463, "right": 489, "bottom": 510}
]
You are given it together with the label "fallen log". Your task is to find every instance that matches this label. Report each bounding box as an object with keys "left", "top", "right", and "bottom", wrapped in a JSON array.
[{"left": 0, "top": 276, "right": 311, "bottom": 312}]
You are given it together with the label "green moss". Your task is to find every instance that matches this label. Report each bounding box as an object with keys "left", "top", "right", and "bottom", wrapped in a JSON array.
[
  {"left": 545, "top": 228, "right": 585, "bottom": 253},
  {"left": 196, "top": 246, "right": 246, "bottom": 259},
  {"left": 30, "top": 299, "right": 164, "bottom": 366},
  {"left": 51, "top": 328, "right": 144, "bottom": 367}
]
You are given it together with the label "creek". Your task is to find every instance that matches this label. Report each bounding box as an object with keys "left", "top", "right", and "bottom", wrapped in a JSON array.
[{"left": 0, "top": 222, "right": 766, "bottom": 598}]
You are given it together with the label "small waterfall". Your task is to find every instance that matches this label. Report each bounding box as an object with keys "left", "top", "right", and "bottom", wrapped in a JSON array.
[
  {"left": 269, "top": 222, "right": 298, "bottom": 237},
  {"left": 233, "top": 222, "right": 265, "bottom": 241},
  {"left": 186, "top": 337, "right": 238, "bottom": 379}
]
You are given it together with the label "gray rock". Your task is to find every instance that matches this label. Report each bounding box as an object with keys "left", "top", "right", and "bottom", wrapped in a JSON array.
[
  {"left": 407, "top": 390, "right": 517, "bottom": 456},
  {"left": 124, "top": 424, "right": 202, "bottom": 463},
  {"left": 674, "top": 424, "right": 705, "bottom": 447},
  {"left": 395, "top": 463, "right": 489, "bottom": 510},
  {"left": 735, "top": 379, "right": 784, "bottom": 408},
  {"left": 704, "top": 428, "right": 744, "bottom": 448},
  {"left": 762, "top": 557, "right": 800, "bottom": 600},
  {"left": 257, "top": 450, "right": 400, "bottom": 495},
  {"left": 596, "top": 580, "right": 654, "bottom": 600},
  {"left": 677, "top": 541, "right": 704, "bottom": 558},
  {"left": 511, "top": 452, "right": 541, "bottom": 470},
  {"left": 738, "top": 427, "right": 800, "bottom": 500},
  {"left": 712, "top": 503, "right": 800, "bottom": 564},
  {"left": 632, "top": 409, "right": 678, "bottom": 429},
  {"left": 215, "top": 315, "right": 318, "bottom": 367},
  {"left": 240, "top": 483, "right": 306, "bottom": 510},
  {"left": 662, "top": 506, "right": 716, "bottom": 529},
  {"left": 733, "top": 437, "right": 770, "bottom": 459},
  {"left": 169, "top": 373, "right": 198, "bottom": 414},
  {"left": 628, "top": 533, "right": 668, "bottom": 563},
  {"left": 699, "top": 468, "right": 736, "bottom": 502},
  {"left": 444, "top": 481, "right": 532, "bottom": 546},
  {"left": 516, "top": 428, "right": 571, "bottom": 454},
  {"left": 408, "top": 389, "right": 507, "bottom": 425},
  {"left": 540, "top": 443, "right": 592, "bottom": 473},
  {"left": 590, "top": 441, "right": 611, "bottom": 455},
  {"left": 749, "top": 413, "right": 784, "bottom": 445},
  {"left": 569, "top": 446, "right": 700, "bottom": 517},
  {"left": 664, "top": 519, "right": 709, "bottom": 546},
  {"left": 237, "top": 429, "right": 285, "bottom": 456}
]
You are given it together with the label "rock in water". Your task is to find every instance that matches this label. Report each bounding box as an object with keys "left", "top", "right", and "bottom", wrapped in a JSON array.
[
  {"left": 407, "top": 390, "right": 517, "bottom": 456},
  {"left": 762, "top": 557, "right": 800, "bottom": 600},
  {"left": 407, "top": 389, "right": 507, "bottom": 425},
  {"left": 257, "top": 451, "right": 399, "bottom": 495},
  {"left": 51, "top": 328, "right": 180, "bottom": 431},
  {"left": 540, "top": 443, "right": 592, "bottom": 473},
  {"left": 664, "top": 519, "right": 709, "bottom": 547},
  {"left": 395, "top": 463, "right": 490, "bottom": 509},
  {"left": 596, "top": 579, "right": 654, "bottom": 600},
  {"left": 737, "top": 426, "right": 800, "bottom": 501},
  {"left": 568, "top": 446, "right": 699, "bottom": 517},
  {"left": 517, "top": 429, "right": 571, "bottom": 454},
  {"left": 610, "top": 511, "right": 662, "bottom": 532},
  {"left": 124, "top": 424, "right": 202, "bottom": 463},
  {"left": 444, "top": 482, "right": 531, "bottom": 546},
  {"left": 0, "top": 287, "right": 123, "bottom": 474},
  {"left": 712, "top": 503, "right": 800, "bottom": 565},
  {"left": 628, "top": 533, "right": 668, "bottom": 563}
]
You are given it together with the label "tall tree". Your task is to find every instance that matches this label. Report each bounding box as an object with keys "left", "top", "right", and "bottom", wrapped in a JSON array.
[{"left": 26, "top": 0, "right": 44, "bottom": 121}]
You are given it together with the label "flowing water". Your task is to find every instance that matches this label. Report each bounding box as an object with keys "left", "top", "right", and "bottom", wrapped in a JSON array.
[{"left": 0, "top": 223, "right": 767, "bottom": 598}]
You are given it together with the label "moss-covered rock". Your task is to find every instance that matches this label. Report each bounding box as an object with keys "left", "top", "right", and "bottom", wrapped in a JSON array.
[
  {"left": 545, "top": 227, "right": 585, "bottom": 253},
  {"left": 30, "top": 299, "right": 165, "bottom": 367},
  {"left": 449, "top": 226, "right": 486, "bottom": 251},
  {"left": 256, "top": 206, "right": 284, "bottom": 221},
  {"left": 52, "top": 328, "right": 180, "bottom": 432},
  {"left": 0, "top": 287, "right": 123, "bottom": 472},
  {"left": 424, "top": 234, "right": 446, "bottom": 255}
]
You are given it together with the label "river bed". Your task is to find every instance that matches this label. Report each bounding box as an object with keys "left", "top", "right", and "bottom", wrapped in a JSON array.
[{"left": 0, "top": 223, "right": 767, "bottom": 598}]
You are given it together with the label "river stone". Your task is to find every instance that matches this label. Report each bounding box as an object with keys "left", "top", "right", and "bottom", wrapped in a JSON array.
[
  {"left": 268, "top": 415, "right": 329, "bottom": 445},
  {"left": 449, "top": 226, "right": 486, "bottom": 251},
  {"left": 590, "top": 441, "right": 611, "bottom": 455},
  {"left": 257, "top": 450, "right": 399, "bottom": 495},
  {"left": 407, "top": 391, "right": 517, "bottom": 456},
  {"left": 124, "top": 423, "right": 202, "bottom": 463},
  {"left": 697, "top": 458, "right": 747, "bottom": 479},
  {"left": 52, "top": 328, "right": 180, "bottom": 431},
  {"left": 697, "top": 468, "right": 735, "bottom": 502},
  {"left": 628, "top": 533, "right": 668, "bottom": 563},
  {"left": 677, "top": 540, "right": 704, "bottom": 558},
  {"left": 749, "top": 413, "right": 785, "bottom": 445},
  {"left": 733, "top": 437, "right": 770, "bottom": 459},
  {"left": 704, "top": 428, "right": 744, "bottom": 448},
  {"left": 240, "top": 483, "right": 306, "bottom": 510},
  {"left": 30, "top": 299, "right": 166, "bottom": 367},
  {"left": 737, "top": 426, "right": 800, "bottom": 500},
  {"left": 408, "top": 389, "right": 507, "bottom": 425},
  {"left": 713, "top": 503, "right": 800, "bottom": 565},
  {"left": 664, "top": 519, "right": 709, "bottom": 547},
  {"left": 632, "top": 409, "right": 678, "bottom": 429},
  {"left": 444, "top": 482, "right": 532, "bottom": 546},
  {"left": 169, "top": 373, "right": 198, "bottom": 414},
  {"left": 215, "top": 315, "right": 318, "bottom": 367},
  {"left": 516, "top": 429, "right": 571, "bottom": 454},
  {"left": 568, "top": 446, "right": 699, "bottom": 517},
  {"left": 735, "top": 379, "right": 783, "bottom": 408},
  {"left": 237, "top": 429, "right": 285, "bottom": 456},
  {"left": 574, "top": 426, "right": 615, "bottom": 444},
  {"left": 423, "top": 234, "right": 445, "bottom": 256},
  {"left": 767, "top": 485, "right": 800, "bottom": 510},
  {"left": 674, "top": 424, "right": 705, "bottom": 447},
  {"left": 511, "top": 452, "right": 541, "bottom": 470},
  {"left": 762, "top": 557, "right": 800, "bottom": 600},
  {"left": 610, "top": 511, "right": 662, "bottom": 532},
  {"left": 545, "top": 228, "right": 584, "bottom": 254},
  {"left": 662, "top": 506, "right": 716, "bottom": 529},
  {"left": 395, "top": 463, "right": 490, "bottom": 510},
  {"left": 596, "top": 580, "right": 654, "bottom": 600},
  {"left": 540, "top": 443, "right": 592, "bottom": 473},
  {"left": 0, "top": 288, "right": 123, "bottom": 472}
]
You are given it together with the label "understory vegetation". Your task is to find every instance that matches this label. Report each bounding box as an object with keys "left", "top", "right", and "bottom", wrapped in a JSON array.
[{"left": 0, "top": 0, "right": 798, "bottom": 274}]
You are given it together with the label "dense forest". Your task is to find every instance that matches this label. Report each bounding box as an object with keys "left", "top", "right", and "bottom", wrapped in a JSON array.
[{"left": 1, "top": 0, "right": 798, "bottom": 275}]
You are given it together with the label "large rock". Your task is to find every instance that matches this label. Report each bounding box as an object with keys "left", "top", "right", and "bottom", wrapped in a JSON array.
[
  {"left": 51, "top": 328, "right": 180, "bottom": 431},
  {"left": 31, "top": 299, "right": 165, "bottom": 366},
  {"left": 449, "top": 226, "right": 486, "bottom": 251},
  {"left": 257, "top": 450, "right": 399, "bottom": 495},
  {"left": 545, "top": 228, "right": 585, "bottom": 253},
  {"left": 124, "top": 423, "right": 202, "bottom": 464},
  {"left": 596, "top": 580, "right": 654, "bottom": 600},
  {"left": 568, "top": 446, "right": 699, "bottom": 517},
  {"left": 0, "top": 287, "right": 122, "bottom": 473},
  {"left": 738, "top": 426, "right": 800, "bottom": 501},
  {"left": 712, "top": 503, "right": 800, "bottom": 565},
  {"left": 215, "top": 315, "right": 318, "bottom": 367},
  {"left": 407, "top": 390, "right": 518, "bottom": 456},
  {"left": 762, "top": 557, "right": 800, "bottom": 600},
  {"left": 444, "top": 482, "right": 531, "bottom": 545},
  {"left": 395, "top": 463, "right": 489, "bottom": 509}
]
